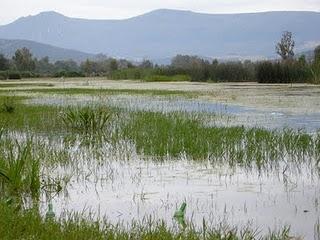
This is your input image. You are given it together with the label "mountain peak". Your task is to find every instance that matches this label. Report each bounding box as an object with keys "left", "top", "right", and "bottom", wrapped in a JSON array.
[
  {"left": 141, "top": 8, "right": 195, "bottom": 17},
  {"left": 34, "top": 11, "right": 66, "bottom": 18}
]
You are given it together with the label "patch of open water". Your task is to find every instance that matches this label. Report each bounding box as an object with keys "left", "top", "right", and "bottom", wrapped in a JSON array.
[
  {"left": 44, "top": 157, "right": 320, "bottom": 239},
  {"left": 29, "top": 94, "right": 320, "bottom": 133}
]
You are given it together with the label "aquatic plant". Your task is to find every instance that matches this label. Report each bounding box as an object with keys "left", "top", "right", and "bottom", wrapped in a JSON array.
[
  {"left": 0, "top": 201, "right": 294, "bottom": 240},
  {"left": 0, "top": 96, "right": 16, "bottom": 113},
  {"left": 60, "top": 106, "right": 111, "bottom": 135},
  {"left": 122, "top": 111, "right": 319, "bottom": 171},
  {"left": 0, "top": 140, "right": 40, "bottom": 200}
]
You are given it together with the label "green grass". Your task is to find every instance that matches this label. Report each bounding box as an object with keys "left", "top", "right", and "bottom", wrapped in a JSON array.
[
  {"left": 0, "top": 94, "right": 318, "bottom": 170},
  {"left": 122, "top": 111, "right": 319, "bottom": 170},
  {"left": 0, "top": 138, "right": 40, "bottom": 208},
  {"left": 61, "top": 106, "right": 111, "bottom": 135},
  {"left": 0, "top": 96, "right": 63, "bottom": 133},
  {"left": 0, "top": 202, "right": 292, "bottom": 240}
]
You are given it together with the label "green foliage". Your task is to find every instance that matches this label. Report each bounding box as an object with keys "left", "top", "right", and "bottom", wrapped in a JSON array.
[
  {"left": 54, "top": 59, "right": 79, "bottom": 73},
  {"left": 314, "top": 45, "right": 320, "bottom": 64},
  {"left": 13, "top": 48, "right": 36, "bottom": 71},
  {"left": 8, "top": 72, "right": 21, "bottom": 79},
  {"left": 0, "top": 201, "right": 293, "bottom": 240},
  {"left": 0, "top": 54, "right": 10, "bottom": 71},
  {"left": 20, "top": 71, "right": 40, "bottom": 78},
  {"left": 143, "top": 74, "right": 191, "bottom": 82},
  {"left": 0, "top": 140, "right": 40, "bottom": 200},
  {"left": 111, "top": 68, "right": 145, "bottom": 80},
  {"left": 276, "top": 31, "right": 295, "bottom": 60},
  {"left": 0, "top": 97, "right": 16, "bottom": 114},
  {"left": 61, "top": 106, "right": 111, "bottom": 135},
  {"left": 122, "top": 111, "right": 319, "bottom": 169},
  {"left": 211, "top": 61, "right": 255, "bottom": 82},
  {"left": 54, "top": 70, "right": 85, "bottom": 78},
  {"left": 256, "top": 61, "right": 312, "bottom": 83},
  {"left": 0, "top": 71, "right": 8, "bottom": 80}
]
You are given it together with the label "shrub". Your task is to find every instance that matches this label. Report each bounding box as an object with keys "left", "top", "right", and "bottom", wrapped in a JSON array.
[
  {"left": 20, "top": 71, "right": 39, "bottom": 78},
  {"left": 0, "top": 71, "right": 8, "bottom": 80},
  {"left": 143, "top": 74, "right": 191, "bottom": 82},
  {"left": 54, "top": 71, "right": 85, "bottom": 78},
  {"left": 256, "top": 61, "right": 312, "bottom": 83},
  {"left": 8, "top": 72, "right": 21, "bottom": 80},
  {"left": 60, "top": 106, "right": 111, "bottom": 134}
]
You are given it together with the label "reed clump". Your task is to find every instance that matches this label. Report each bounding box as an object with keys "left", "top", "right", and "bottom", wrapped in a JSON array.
[
  {"left": 0, "top": 139, "right": 40, "bottom": 201},
  {"left": 60, "top": 106, "right": 111, "bottom": 135}
]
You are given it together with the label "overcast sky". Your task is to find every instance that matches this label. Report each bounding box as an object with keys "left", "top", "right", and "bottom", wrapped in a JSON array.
[{"left": 0, "top": 0, "right": 319, "bottom": 25}]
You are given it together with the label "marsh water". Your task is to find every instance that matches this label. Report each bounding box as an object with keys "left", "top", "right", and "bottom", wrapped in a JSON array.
[
  {"left": 30, "top": 94, "right": 320, "bottom": 133},
  {"left": 13, "top": 92, "right": 318, "bottom": 239}
]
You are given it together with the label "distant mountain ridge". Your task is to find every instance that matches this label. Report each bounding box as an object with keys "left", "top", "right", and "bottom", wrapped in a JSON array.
[
  {"left": 0, "top": 38, "right": 94, "bottom": 62},
  {"left": 0, "top": 9, "right": 319, "bottom": 60}
]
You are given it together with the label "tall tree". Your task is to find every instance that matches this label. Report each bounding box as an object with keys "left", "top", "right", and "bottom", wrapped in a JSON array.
[
  {"left": 314, "top": 45, "right": 320, "bottom": 64},
  {"left": 12, "top": 48, "right": 36, "bottom": 71},
  {"left": 0, "top": 54, "right": 9, "bottom": 71},
  {"left": 276, "top": 31, "right": 295, "bottom": 61}
]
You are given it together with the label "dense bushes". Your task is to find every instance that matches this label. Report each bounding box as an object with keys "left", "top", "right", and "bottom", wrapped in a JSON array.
[
  {"left": 211, "top": 62, "right": 255, "bottom": 82},
  {"left": 110, "top": 62, "right": 255, "bottom": 82},
  {"left": 256, "top": 61, "right": 312, "bottom": 83},
  {"left": 8, "top": 72, "right": 21, "bottom": 79},
  {"left": 143, "top": 74, "right": 191, "bottom": 82},
  {"left": 0, "top": 71, "right": 8, "bottom": 80},
  {"left": 54, "top": 71, "right": 85, "bottom": 78}
]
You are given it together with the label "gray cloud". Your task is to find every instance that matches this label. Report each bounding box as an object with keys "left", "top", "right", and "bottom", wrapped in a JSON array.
[{"left": 0, "top": 0, "right": 319, "bottom": 25}]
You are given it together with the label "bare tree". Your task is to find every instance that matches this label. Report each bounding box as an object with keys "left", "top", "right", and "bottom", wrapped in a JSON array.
[{"left": 276, "top": 31, "right": 295, "bottom": 60}]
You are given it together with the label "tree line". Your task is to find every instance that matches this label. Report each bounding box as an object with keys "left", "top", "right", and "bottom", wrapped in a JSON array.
[{"left": 0, "top": 32, "right": 320, "bottom": 83}]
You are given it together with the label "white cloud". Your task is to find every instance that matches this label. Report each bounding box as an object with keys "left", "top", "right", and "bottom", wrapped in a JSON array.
[{"left": 0, "top": 0, "right": 319, "bottom": 25}]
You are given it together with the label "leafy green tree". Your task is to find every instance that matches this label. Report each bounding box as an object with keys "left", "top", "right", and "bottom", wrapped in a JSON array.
[
  {"left": 80, "top": 59, "right": 99, "bottom": 76},
  {"left": 298, "top": 55, "right": 307, "bottom": 66},
  {"left": 311, "top": 45, "right": 320, "bottom": 83},
  {"left": 140, "top": 59, "right": 153, "bottom": 68},
  {"left": 276, "top": 31, "right": 295, "bottom": 60},
  {"left": 314, "top": 45, "right": 320, "bottom": 64},
  {"left": 12, "top": 48, "right": 36, "bottom": 71},
  {"left": 0, "top": 54, "right": 9, "bottom": 71},
  {"left": 109, "top": 59, "right": 118, "bottom": 71},
  {"left": 54, "top": 60, "right": 79, "bottom": 72},
  {"left": 35, "top": 56, "right": 54, "bottom": 74}
]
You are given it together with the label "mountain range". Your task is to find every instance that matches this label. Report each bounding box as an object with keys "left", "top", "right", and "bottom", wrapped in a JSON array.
[{"left": 0, "top": 9, "right": 319, "bottom": 61}]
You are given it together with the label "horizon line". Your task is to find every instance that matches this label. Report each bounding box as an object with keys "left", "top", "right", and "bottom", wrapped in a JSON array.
[{"left": 2, "top": 8, "right": 320, "bottom": 25}]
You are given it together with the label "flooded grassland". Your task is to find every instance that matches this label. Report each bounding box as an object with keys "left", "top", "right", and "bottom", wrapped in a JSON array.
[{"left": 0, "top": 79, "right": 320, "bottom": 239}]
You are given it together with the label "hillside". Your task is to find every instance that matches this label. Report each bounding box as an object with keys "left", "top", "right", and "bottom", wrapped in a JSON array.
[{"left": 0, "top": 38, "right": 94, "bottom": 62}]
